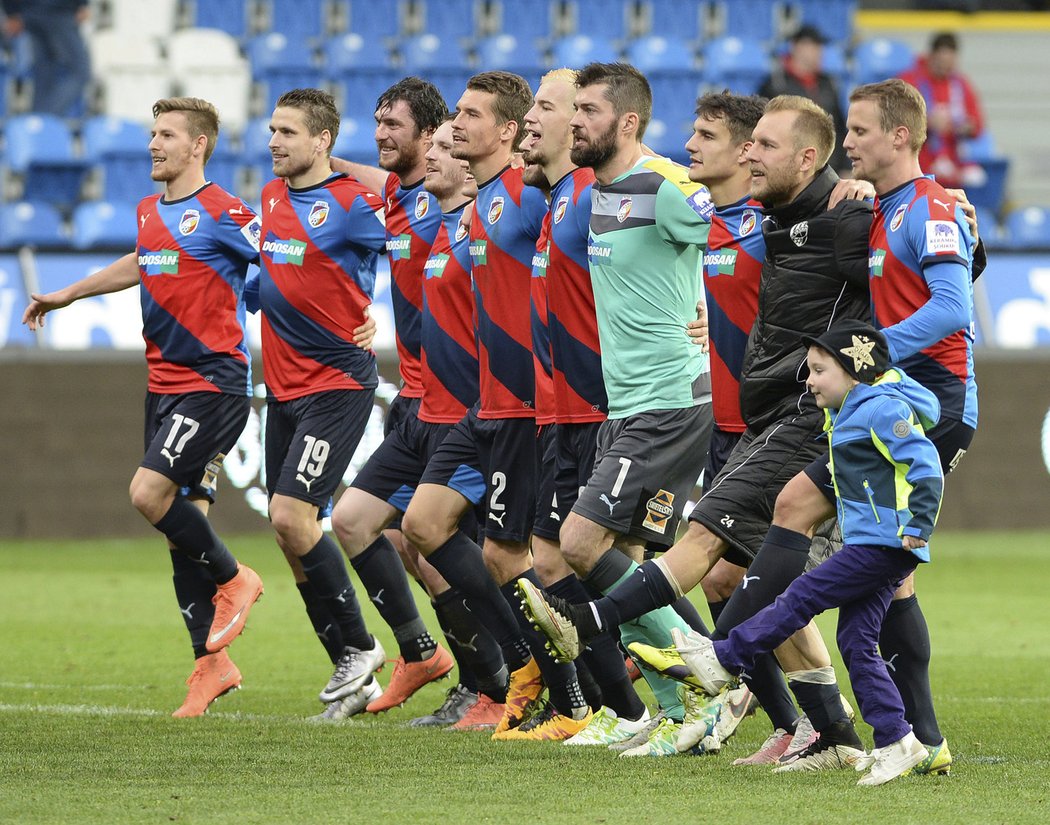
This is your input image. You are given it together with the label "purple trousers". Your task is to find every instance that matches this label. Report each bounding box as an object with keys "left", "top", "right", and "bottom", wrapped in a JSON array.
[{"left": 713, "top": 543, "right": 919, "bottom": 748}]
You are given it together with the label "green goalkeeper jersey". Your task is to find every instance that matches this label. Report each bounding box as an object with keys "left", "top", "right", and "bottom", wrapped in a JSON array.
[{"left": 587, "top": 156, "right": 712, "bottom": 419}]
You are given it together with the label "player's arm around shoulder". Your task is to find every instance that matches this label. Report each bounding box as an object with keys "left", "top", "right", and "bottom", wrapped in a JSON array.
[
  {"left": 650, "top": 161, "right": 713, "bottom": 247},
  {"left": 831, "top": 197, "right": 874, "bottom": 290}
]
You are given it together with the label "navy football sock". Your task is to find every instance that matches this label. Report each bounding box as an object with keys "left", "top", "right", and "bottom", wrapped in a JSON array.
[
  {"left": 433, "top": 588, "right": 504, "bottom": 696},
  {"left": 501, "top": 573, "right": 585, "bottom": 716},
  {"left": 881, "top": 595, "right": 943, "bottom": 745},
  {"left": 170, "top": 549, "right": 217, "bottom": 659},
  {"left": 350, "top": 536, "right": 435, "bottom": 662},
  {"left": 714, "top": 526, "right": 811, "bottom": 635},
  {"left": 300, "top": 534, "right": 373, "bottom": 651},
  {"left": 426, "top": 530, "right": 530, "bottom": 671},
  {"left": 593, "top": 558, "right": 678, "bottom": 630},
  {"left": 708, "top": 599, "right": 727, "bottom": 625},
  {"left": 740, "top": 652, "right": 799, "bottom": 732},
  {"left": 546, "top": 574, "right": 646, "bottom": 720},
  {"left": 154, "top": 496, "right": 238, "bottom": 584},
  {"left": 671, "top": 595, "right": 710, "bottom": 636},
  {"left": 295, "top": 580, "right": 344, "bottom": 664}
]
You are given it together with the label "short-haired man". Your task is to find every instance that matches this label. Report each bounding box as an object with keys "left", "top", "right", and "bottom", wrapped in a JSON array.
[
  {"left": 402, "top": 71, "right": 592, "bottom": 737},
  {"left": 523, "top": 94, "right": 877, "bottom": 765},
  {"left": 258, "top": 88, "right": 389, "bottom": 716},
  {"left": 519, "top": 62, "right": 717, "bottom": 756},
  {"left": 762, "top": 77, "right": 979, "bottom": 775},
  {"left": 23, "top": 97, "right": 264, "bottom": 717}
]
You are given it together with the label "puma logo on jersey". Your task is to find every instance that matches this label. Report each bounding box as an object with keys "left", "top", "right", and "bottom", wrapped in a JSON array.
[
  {"left": 884, "top": 653, "right": 899, "bottom": 672},
  {"left": 488, "top": 512, "right": 506, "bottom": 528},
  {"left": 933, "top": 198, "right": 951, "bottom": 211},
  {"left": 180, "top": 603, "right": 195, "bottom": 620},
  {"left": 741, "top": 574, "right": 760, "bottom": 589},
  {"left": 140, "top": 214, "right": 149, "bottom": 227},
  {"left": 296, "top": 473, "right": 314, "bottom": 492},
  {"left": 268, "top": 197, "right": 281, "bottom": 213},
  {"left": 161, "top": 448, "right": 179, "bottom": 467},
  {"left": 370, "top": 589, "right": 385, "bottom": 607},
  {"left": 599, "top": 494, "right": 620, "bottom": 515}
]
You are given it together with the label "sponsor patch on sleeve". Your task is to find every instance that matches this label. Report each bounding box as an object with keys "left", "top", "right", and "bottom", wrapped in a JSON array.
[
  {"left": 686, "top": 188, "right": 714, "bottom": 221},
  {"left": 241, "top": 218, "right": 262, "bottom": 251},
  {"left": 924, "top": 220, "right": 960, "bottom": 256},
  {"left": 892, "top": 419, "right": 912, "bottom": 438}
]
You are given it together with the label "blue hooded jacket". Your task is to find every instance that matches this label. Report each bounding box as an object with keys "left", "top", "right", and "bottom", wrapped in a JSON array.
[{"left": 824, "top": 368, "right": 944, "bottom": 561}]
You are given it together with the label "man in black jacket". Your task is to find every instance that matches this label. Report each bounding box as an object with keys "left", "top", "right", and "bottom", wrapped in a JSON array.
[
  {"left": 520, "top": 95, "right": 873, "bottom": 766},
  {"left": 758, "top": 25, "right": 849, "bottom": 174}
]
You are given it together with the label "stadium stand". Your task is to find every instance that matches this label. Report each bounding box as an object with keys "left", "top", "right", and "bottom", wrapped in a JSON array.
[
  {"left": 0, "top": 202, "right": 67, "bottom": 249},
  {"left": 792, "top": 0, "right": 857, "bottom": 45},
  {"left": 1005, "top": 207, "right": 1050, "bottom": 250},
  {"left": 247, "top": 32, "right": 325, "bottom": 112},
  {"left": 265, "top": 0, "right": 328, "bottom": 42},
  {"left": 167, "top": 28, "right": 252, "bottom": 131},
  {"left": 106, "top": 0, "right": 181, "bottom": 42},
  {"left": 714, "top": 0, "right": 783, "bottom": 42},
  {"left": 475, "top": 34, "right": 546, "bottom": 76},
  {"left": 186, "top": 0, "right": 253, "bottom": 41},
  {"left": 345, "top": 0, "right": 406, "bottom": 40},
  {"left": 702, "top": 35, "right": 772, "bottom": 95},
  {"left": 81, "top": 116, "right": 151, "bottom": 204},
  {"left": 852, "top": 37, "right": 915, "bottom": 87},
  {"left": 71, "top": 200, "right": 138, "bottom": 251},
  {"left": 565, "top": 0, "right": 633, "bottom": 41},
  {"left": 2, "top": 115, "right": 90, "bottom": 208},
  {"left": 640, "top": 0, "right": 706, "bottom": 41},
  {"left": 87, "top": 30, "right": 172, "bottom": 125},
  {"left": 552, "top": 34, "right": 621, "bottom": 69}
]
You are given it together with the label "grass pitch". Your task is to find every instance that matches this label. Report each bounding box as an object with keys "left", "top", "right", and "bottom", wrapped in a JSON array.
[{"left": 2, "top": 531, "right": 1048, "bottom": 824}]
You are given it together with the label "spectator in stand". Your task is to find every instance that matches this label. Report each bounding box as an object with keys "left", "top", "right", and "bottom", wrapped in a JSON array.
[
  {"left": 899, "top": 32, "right": 986, "bottom": 188},
  {"left": 758, "top": 25, "right": 849, "bottom": 173},
  {"left": 1, "top": 0, "right": 91, "bottom": 117}
]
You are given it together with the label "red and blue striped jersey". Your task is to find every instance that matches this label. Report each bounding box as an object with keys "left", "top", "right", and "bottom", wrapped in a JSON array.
[
  {"left": 703, "top": 196, "right": 765, "bottom": 433},
  {"left": 547, "top": 167, "right": 607, "bottom": 424},
  {"left": 469, "top": 166, "right": 548, "bottom": 419},
  {"left": 258, "top": 173, "right": 387, "bottom": 401},
  {"left": 384, "top": 174, "right": 441, "bottom": 398},
  {"left": 870, "top": 177, "right": 977, "bottom": 427},
  {"left": 531, "top": 213, "right": 555, "bottom": 425},
  {"left": 136, "top": 183, "right": 259, "bottom": 397},
  {"left": 419, "top": 204, "right": 479, "bottom": 424}
]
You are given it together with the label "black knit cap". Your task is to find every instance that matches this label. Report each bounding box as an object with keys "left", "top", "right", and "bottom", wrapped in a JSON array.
[{"left": 802, "top": 320, "right": 890, "bottom": 384}]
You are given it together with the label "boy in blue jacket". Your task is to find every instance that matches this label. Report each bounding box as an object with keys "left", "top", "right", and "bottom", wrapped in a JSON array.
[{"left": 634, "top": 320, "right": 944, "bottom": 785}]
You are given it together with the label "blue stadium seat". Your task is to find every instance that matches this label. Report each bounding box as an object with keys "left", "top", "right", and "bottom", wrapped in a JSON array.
[
  {"left": 852, "top": 37, "right": 915, "bottom": 86},
  {"left": 188, "top": 0, "right": 251, "bottom": 40},
  {"left": 346, "top": 0, "right": 404, "bottom": 40},
  {"left": 400, "top": 33, "right": 469, "bottom": 70},
  {"left": 794, "top": 0, "right": 856, "bottom": 45},
  {"left": 2, "top": 114, "right": 90, "bottom": 206},
  {"left": 247, "top": 33, "right": 324, "bottom": 111},
  {"left": 626, "top": 36, "right": 696, "bottom": 72},
  {"left": 341, "top": 68, "right": 404, "bottom": 114},
  {"left": 82, "top": 116, "right": 151, "bottom": 204},
  {"left": 476, "top": 35, "right": 545, "bottom": 75},
  {"left": 0, "top": 202, "right": 67, "bottom": 249},
  {"left": 324, "top": 32, "right": 391, "bottom": 73},
  {"left": 820, "top": 40, "right": 849, "bottom": 87},
  {"left": 643, "top": 0, "right": 706, "bottom": 42},
  {"left": 265, "top": 0, "right": 327, "bottom": 40},
  {"left": 702, "top": 36, "right": 771, "bottom": 95},
  {"left": 551, "top": 35, "right": 620, "bottom": 69},
  {"left": 332, "top": 116, "right": 377, "bottom": 165},
  {"left": 416, "top": 0, "right": 481, "bottom": 41},
  {"left": 715, "top": 0, "right": 781, "bottom": 42},
  {"left": 71, "top": 201, "right": 138, "bottom": 250},
  {"left": 241, "top": 116, "right": 277, "bottom": 191},
  {"left": 649, "top": 72, "right": 704, "bottom": 128},
  {"left": 489, "top": 0, "right": 555, "bottom": 42},
  {"left": 1005, "top": 207, "right": 1050, "bottom": 249},
  {"left": 566, "top": 0, "right": 632, "bottom": 41}
]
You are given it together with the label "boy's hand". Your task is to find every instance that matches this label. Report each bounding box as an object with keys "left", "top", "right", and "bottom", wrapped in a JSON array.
[{"left": 902, "top": 535, "right": 927, "bottom": 552}]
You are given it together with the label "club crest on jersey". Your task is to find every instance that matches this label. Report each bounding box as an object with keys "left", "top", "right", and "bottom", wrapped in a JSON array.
[
  {"left": 179, "top": 209, "right": 200, "bottom": 236},
  {"left": 308, "top": 200, "right": 330, "bottom": 228},
  {"left": 890, "top": 204, "right": 908, "bottom": 232},
  {"left": 554, "top": 196, "right": 569, "bottom": 224},
  {"left": 454, "top": 222, "right": 468, "bottom": 243},
  {"left": 790, "top": 221, "right": 809, "bottom": 247},
  {"left": 739, "top": 209, "right": 757, "bottom": 237},
  {"left": 488, "top": 196, "right": 504, "bottom": 225},
  {"left": 617, "top": 196, "right": 633, "bottom": 223},
  {"left": 642, "top": 490, "right": 675, "bottom": 534},
  {"left": 415, "top": 191, "right": 430, "bottom": 219}
]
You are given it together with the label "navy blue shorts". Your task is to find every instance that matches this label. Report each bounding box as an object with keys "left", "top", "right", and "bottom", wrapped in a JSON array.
[
  {"left": 554, "top": 420, "right": 602, "bottom": 525},
  {"left": 265, "top": 389, "right": 375, "bottom": 507},
  {"left": 703, "top": 426, "right": 743, "bottom": 494},
  {"left": 419, "top": 404, "right": 537, "bottom": 543},
  {"left": 385, "top": 392, "right": 419, "bottom": 438},
  {"left": 142, "top": 391, "right": 250, "bottom": 502},
  {"left": 533, "top": 423, "right": 560, "bottom": 541}
]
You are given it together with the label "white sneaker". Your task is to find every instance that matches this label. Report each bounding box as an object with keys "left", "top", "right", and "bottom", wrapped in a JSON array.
[
  {"left": 564, "top": 705, "right": 651, "bottom": 746},
  {"left": 772, "top": 738, "right": 864, "bottom": 773},
  {"left": 713, "top": 684, "right": 754, "bottom": 744},
  {"left": 310, "top": 677, "right": 383, "bottom": 722},
  {"left": 319, "top": 638, "right": 386, "bottom": 703},
  {"left": 619, "top": 716, "right": 682, "bottom": 758},
  {"left": 856, "top": 732, "right": 928, "bottom": 786},
  {"left": 609, "top": 710, "right": 666, "bottom": 752},
  {"left": 672, "top": 627, "right": 732, "bottom": 695}
]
